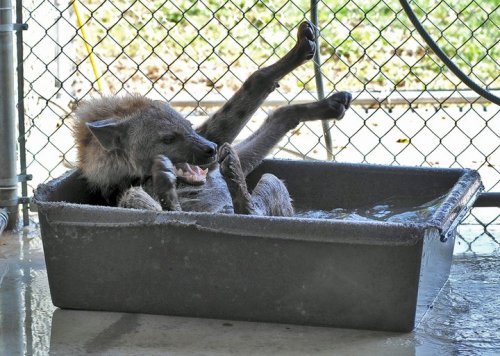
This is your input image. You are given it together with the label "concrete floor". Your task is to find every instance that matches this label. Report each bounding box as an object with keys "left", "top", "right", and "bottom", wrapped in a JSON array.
[{"left": 1, "top": 223, "right": 499, "bottom": 355}]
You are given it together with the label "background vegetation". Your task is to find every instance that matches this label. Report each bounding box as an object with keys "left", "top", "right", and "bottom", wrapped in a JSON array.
[{"left": 65, "top": 0, "right": 498, "bottom": 97}]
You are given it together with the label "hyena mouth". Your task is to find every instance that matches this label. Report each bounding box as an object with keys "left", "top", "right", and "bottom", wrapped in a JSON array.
[{"left": 174, "top": 163, "right": 208, "bottom": 185}]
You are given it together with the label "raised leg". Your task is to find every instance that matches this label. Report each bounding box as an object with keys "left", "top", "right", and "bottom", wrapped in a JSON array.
[
  {"left": 197, "top": 21, "right": 317, "bottom": 146},
  {"left": 235, "top": 91, "right": 352, "bottom": 176},
  {"left": 218, "top": 143, "right": 293, "bottom": 216}
]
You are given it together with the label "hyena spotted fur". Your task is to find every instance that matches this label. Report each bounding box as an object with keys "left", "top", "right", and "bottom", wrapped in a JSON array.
[{"left": 74, "top": 21, "right": 352, "bottom": 216}]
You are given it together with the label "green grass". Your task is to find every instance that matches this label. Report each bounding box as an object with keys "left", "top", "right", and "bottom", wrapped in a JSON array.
[{"left": 72, "top": 0, "right": 498, "bottom": 95}]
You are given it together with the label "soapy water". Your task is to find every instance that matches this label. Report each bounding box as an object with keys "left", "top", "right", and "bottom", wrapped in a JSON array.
[{"left": 295, "top": 195, "right": 446, "bottom": 223}]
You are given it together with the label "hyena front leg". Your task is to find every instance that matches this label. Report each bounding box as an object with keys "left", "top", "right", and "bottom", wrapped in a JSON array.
[
  {"left": 150, "top": 155, "right": 181, "bottom": 211},
  {"left": 236, "top": 91, "right": 352, "bottom": 176},
  {"left": 218, "top": 143, "right": 293, "bottom": 216},
  {"left": 117, "top": 155, "right": 181, "bottom": 211},
  {"left": 197, "top": 21, "right": 317, "bottom": 146}
]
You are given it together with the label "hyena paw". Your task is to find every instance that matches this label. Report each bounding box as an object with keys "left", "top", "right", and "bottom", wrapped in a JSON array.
[
  {"left": 330, "top": 91, "right": 352, "bottom": 108},
  {"left": 296, "top": 21, "right": 316, "bottom": 61},
  {"left": 152, "top": 155, "right": 177, "bottom": 192},
  {"left": 322, "top": 91, "right": 352, "bottom": 120},
  {"left": 218, "top": 143, "right": 245, "bottom": 184}
]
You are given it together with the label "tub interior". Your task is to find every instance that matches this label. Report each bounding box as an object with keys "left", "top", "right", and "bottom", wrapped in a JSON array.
[
  {"left": 248, "top": 160, "right": 461, "bottom": 213},
  {"left": 40, "top": 170, "right": 106, "bottom": 206},
  {"left": 41, "top": 160, "right": 463, "bottom": 220}
]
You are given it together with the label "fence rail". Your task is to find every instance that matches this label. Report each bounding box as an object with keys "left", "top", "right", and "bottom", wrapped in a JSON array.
[
  {"left": 14, "top": 0, "right": 500, "bottom": 253},
  {"left": 167, "top": 89, "right": 500, "bottom": 108}
]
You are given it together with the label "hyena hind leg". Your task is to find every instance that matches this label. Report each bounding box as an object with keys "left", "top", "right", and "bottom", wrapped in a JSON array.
[
  {"left": 118, "top": 186, "right": 162, "bottom": 211},
  {"left": 236, "top": 91, "right": 352, "bottom": 176},
  {"left": 197, "top": 21, "right": 317, "bottom": 146},
  {"left": 252, "top": 173, "right": 294, "bottom": 216},
  {"left": 218, "top": 143, "right": 293, "bottom": 216}
]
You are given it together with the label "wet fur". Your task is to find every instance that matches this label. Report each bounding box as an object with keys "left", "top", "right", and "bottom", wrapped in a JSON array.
[{"left": 74, "top": 96, "right": 154, "bottom": 198}]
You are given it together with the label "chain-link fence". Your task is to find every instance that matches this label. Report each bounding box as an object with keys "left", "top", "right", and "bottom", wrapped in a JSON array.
[{"left": 16, "top": 0, "right": 499, "bottom": 253}]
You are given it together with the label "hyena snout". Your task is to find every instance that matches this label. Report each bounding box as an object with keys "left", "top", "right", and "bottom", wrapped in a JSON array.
[
  {"left": 190, "top": 135, "right": 218, "bottom": 162},
  {"left": 202, "top": 141, "right": 217, "bottom": 157}
]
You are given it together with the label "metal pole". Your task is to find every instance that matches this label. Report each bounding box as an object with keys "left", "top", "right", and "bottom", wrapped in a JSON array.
[
  {"left": 310, "top": 0, "right": 334, "bottom": 161},
  {"left": 474, "top": 193, "right": 500, "bottom": 208},
  {"left": 16, "top": 0, "right": 29, "bottom": 226},
  {"left": 0, "top": 0, "right": 18, "bottom": 232}
]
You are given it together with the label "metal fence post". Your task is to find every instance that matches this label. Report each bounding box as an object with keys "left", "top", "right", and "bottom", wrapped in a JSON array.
[
  {"left": 0, "top": 0, "right": 18, "bottom": 232},
  {"left": 310, "top": 0, "right": 334, "bottom": 161},
  {"left": 16, "top": 0, "right": 29, "bottom": 226}
]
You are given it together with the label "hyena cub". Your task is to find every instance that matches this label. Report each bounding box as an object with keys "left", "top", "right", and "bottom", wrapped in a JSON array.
[{"left": 74, "top": 21, "right": 352, "bottom": 216}]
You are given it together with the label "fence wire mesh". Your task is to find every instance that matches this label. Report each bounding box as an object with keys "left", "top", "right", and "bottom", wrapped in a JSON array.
[{"left": 16, "top": 0, "right": 499, "bottom": 253}]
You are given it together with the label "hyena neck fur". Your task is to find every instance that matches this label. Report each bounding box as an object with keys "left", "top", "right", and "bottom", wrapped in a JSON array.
[{"left": 73, "top": 95, "right": 153, "bottom": 199}]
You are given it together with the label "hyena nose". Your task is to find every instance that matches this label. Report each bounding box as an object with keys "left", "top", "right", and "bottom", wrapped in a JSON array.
[{"left": 204, "top": 142, "right": 217, "bottom": 157}]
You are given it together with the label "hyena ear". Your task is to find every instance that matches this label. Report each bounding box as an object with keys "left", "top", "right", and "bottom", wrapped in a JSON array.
[{"left": 86, "top": 118, "right": 129, "bottom": 151}]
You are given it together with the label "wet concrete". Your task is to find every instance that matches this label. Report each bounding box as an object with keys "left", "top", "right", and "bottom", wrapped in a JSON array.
[{"left": 1, "top": 223, "right": 499, "bottom": 355}]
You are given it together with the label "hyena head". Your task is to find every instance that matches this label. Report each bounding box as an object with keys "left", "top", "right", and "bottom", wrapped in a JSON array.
[{"left": 74, "top": 95, "right": 217, "bottom": 191}]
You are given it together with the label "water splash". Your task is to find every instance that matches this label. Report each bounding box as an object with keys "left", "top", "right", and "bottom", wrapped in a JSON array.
[{"left": 295, "top": 195, "right": 447, "bottom": 223}]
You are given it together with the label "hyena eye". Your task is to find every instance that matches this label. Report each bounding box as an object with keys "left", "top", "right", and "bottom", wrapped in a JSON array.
[{"left": 162, "top": 134, "right": 177, "bottom": 144}]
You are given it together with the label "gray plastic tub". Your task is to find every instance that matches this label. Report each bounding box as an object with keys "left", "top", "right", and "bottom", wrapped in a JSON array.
[{"left": 34, "top": 160, "right": 483, "bottom": 332}]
